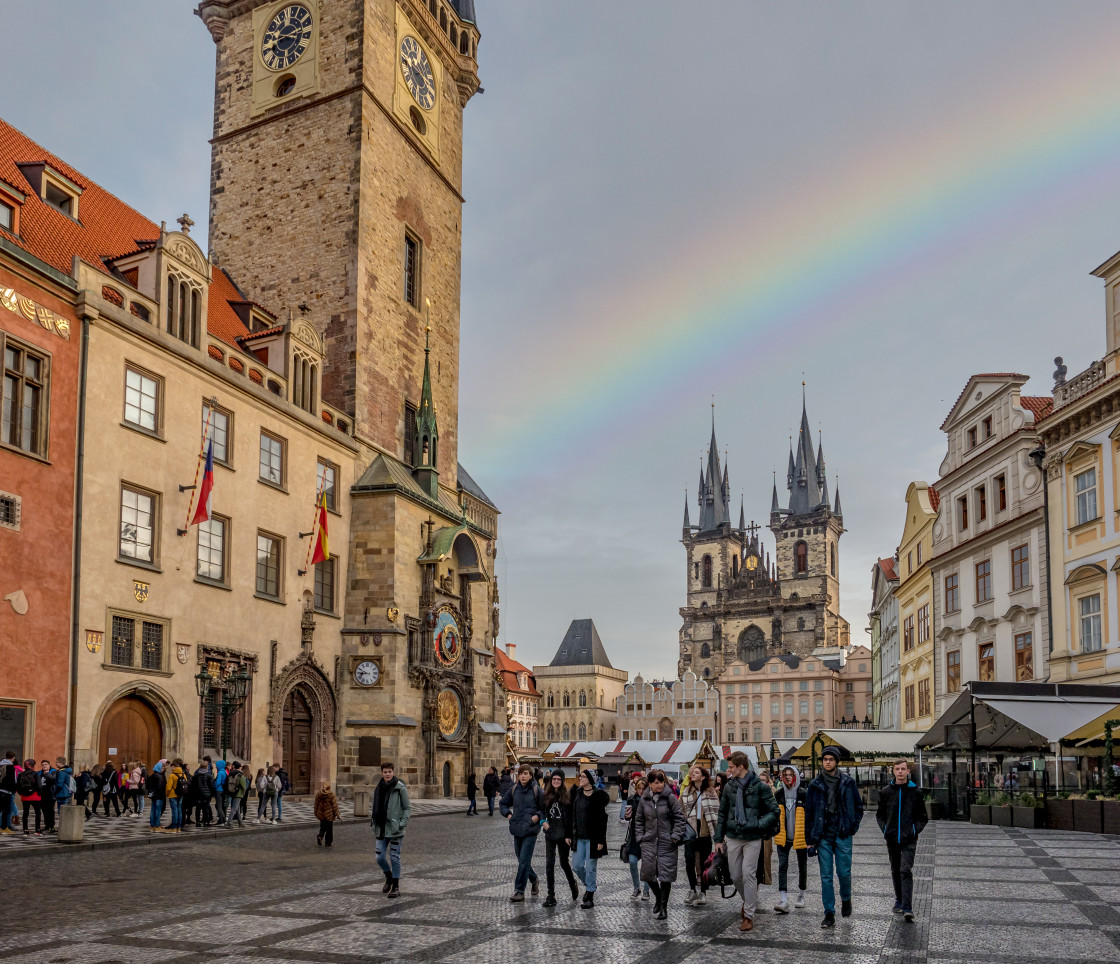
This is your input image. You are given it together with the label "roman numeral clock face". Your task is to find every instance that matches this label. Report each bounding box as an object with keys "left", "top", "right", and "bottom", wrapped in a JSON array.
[
  {"left": 400, "top": 36, "right": 436, "bottom": 110},
  {"left": 261, "top": 4, "right": 313, "bottom": 70}
]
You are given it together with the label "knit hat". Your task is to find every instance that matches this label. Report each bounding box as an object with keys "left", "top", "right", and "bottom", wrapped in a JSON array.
[
  {"left": 550, "top": 769, "right": 566, "bottom": 781},
  {"left": 581, "top": 768, "right": 597, "bottom": 786},
  {"left": 821, "top": 746, "right": 842, "bottom": 763}
]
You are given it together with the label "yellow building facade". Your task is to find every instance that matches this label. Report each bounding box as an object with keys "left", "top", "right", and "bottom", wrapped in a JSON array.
[{"left": 895, "top": 483, "right": 938, "bottom": 732}]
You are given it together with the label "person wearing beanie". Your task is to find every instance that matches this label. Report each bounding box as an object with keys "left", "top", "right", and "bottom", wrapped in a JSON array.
[
  {"left": 773, "top": 765, "right": 809, "bottom": 913},
  {"left": 713, "top": 751, "right": 780, "bottom": 932},
  {"left": 541, "top": 770, "right": 579, "bottom": 906},
  {"left": 875, "top": 760, "right": 927, "bottom": 921},
  {"left": 500, "top": 764, "right": 543, "bottom": 902},
  {"left": 569, "top": 769, "right": 609, "bottom": 909},
  {"left": 805, "top": 745, "right": 864, "bottom": 928}
]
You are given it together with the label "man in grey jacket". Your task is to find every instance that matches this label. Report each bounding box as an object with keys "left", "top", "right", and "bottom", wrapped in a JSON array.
[{"left": 371, "top": 762, "right": 412, "bottom": 899}]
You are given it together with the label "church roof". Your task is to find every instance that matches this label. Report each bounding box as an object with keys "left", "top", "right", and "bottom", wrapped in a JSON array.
[
  {"left": 549, "top": 619, "right": 613, "bottom": 668},
  {"left": 457, "top": 462, "right": 497, "bottom": 509},
  {"left": 697, "top": 416, "right": 732, "bottom": 532},
  {"left": 452, "top": 0, "right": 477, "bottom": 23}
]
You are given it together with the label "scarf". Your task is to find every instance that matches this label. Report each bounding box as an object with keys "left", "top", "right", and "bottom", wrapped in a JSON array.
[
  {"left": 734, "top": 772, "right": 754, "bottom": 826},
  {"left": 822, "top": 770, "right": 840, "bottom": 817},
  {"left": 372, "top": 776, "right": 398, "bottom": 835}
]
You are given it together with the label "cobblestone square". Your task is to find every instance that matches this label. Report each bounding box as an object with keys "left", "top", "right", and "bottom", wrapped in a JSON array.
[{"left": 3, "top": 810, "right": 1119, "bottom": 963}]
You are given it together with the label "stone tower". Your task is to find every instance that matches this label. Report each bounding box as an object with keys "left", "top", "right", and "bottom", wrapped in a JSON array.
[{"left": 195, "top": 0, "right": 481, "bottom": 475}]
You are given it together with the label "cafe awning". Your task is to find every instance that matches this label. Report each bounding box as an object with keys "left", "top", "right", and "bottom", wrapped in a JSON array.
[
  {"left": 791, "top": 729, "right": 918, "bottom": 762},
  {"left": 1063, "top": 704, "right": 1120, "bottom": 746}
]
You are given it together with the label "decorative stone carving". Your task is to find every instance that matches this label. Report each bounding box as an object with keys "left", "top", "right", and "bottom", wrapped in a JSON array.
[{"left": 268, "top": 650, "right": 338, "bottom": 748}]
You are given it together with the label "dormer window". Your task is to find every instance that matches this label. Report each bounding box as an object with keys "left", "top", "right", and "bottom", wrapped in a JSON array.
[
  {"left": 0, "top": 200, "right": 13, "bottom": 232},
  {"left": 165, "top": 272, "right": 202, "bottom": 348},
  {"left": 44, "top": 181, "right": 74, "bottom": 216}
]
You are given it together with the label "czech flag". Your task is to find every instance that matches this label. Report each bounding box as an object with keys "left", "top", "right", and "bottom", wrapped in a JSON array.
[
  {"left": 311, "top": 490, "right": 330, "bottom": 564},
  {"left": 191, "top": 438, "right": 214, "bottom": 526}
]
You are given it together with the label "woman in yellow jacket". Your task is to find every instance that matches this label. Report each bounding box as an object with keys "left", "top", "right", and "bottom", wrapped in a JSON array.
[
  {"left": 165, "top": 760, "right": 186, "bottom": 832},
  {"left": 772, "top": 765, "right": 808, "bottom": 913}
]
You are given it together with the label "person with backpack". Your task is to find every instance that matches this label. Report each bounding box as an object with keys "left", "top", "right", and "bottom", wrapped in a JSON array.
[
  {"left": 224, "top": 762, "right": 246, "bottom": 829},
  {"left": 147, "top": 761, "right": 167, "bottom": 831},
  {"left": 275, "top": 766, "right": 290, "bottom": 823},
  {"left": 17, "top": 758, "right": 42, "bottom": 835},
  {"left": 191, "top": 758, "right": 215, "bottom": 827},
  {"left": 85, "top": 764, "right": 102, "bottom": 818},
  {"left": 38, "top": 761, "right": 56, "bottom": 833},
  {"left": 213, "top": 760, "right": 228, "bottom": 825},
  {"left": 238, "top": 761, "right": 251, "bottom": 821},
  {"left": 773, "top": 765, "right": 809, "bottom": 914},
  {"left": 805, "top": 746, "right": 864, "bottom": 929},
  {"left": 128, "top": 762, "right": 145, "bottom": 817},
  {"left": 483, "top": 767, "right": 500, "bottom": 816},
  {"left": 568, "top": 768, "right": 610, "bottom": 910},
  {"left": 875, "top": 759, "right": 927, "bottom": 922},
  {"left": 679, "top": 765, "right": 720, "bottom": 907},
  {"left": 498, "top": 767, "right": 513, "bottom": 803},
  {"left": 0, "top": 751, "right": 17, "bottom": 833},
  {"left": 100, "top": 761, "right": 122, "bottom": 818},
  {"left": 713, "top": 750, "right": 781, "bottom": 933},
  {"left": 165, "top": 760, "right": 187, "bottom": 832},
  {"left": 253, "top": 767, "right": 268, "bottom": 823},
  {"left": 634, "top": 768, "right": 687, "bottom": 920},
  {"left": 371, "top": 761, "right": 411, "bottom": 898},
  {"left": 53, "top": 757, "right": 74, "bottom": 815},
  {"left": 260, "top": 766, "right": 281, "bottom": 823},
  {"left": 500, "top": 764, "right": 543, "bottom": 903},
  {"left": 541, "top": 769, "right": 579, "bottom": 906},
  {"left": 314, "top": 781, "right": 340, "bottom": 847}
]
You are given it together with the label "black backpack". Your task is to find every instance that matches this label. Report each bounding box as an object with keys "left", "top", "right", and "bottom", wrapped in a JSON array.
[
  {"left": 175, "top": 773, "right": 188, "bottom": 796},
  {"left": 17, "top": 769, "right": 36, "bottom": 796},
  {"left": 702, "top": 849, "right": 737, "bottom": 899}
]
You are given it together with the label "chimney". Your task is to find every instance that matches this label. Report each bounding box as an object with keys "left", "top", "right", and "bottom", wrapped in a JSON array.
[{"left": 506, "top": 642, "right": 516, "bottom": 662}]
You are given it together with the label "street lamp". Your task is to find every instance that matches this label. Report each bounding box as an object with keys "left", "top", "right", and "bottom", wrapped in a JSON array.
[{"left": 195, "top": 663, "right": 252, "bottom": 761}]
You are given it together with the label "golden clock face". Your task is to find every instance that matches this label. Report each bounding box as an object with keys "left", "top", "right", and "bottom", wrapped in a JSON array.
[
  {"left": 437, "top": 688, "right": 462, "bottom": 739},
  {"left": 261, "top": 4, "right": 313, "bottom": 71},
  {"left": 399, "top": 36, "right": 436, "bottom": 110}
]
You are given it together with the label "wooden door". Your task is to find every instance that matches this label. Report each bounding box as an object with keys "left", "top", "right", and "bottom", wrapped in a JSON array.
[
  {"left": 442, "top": 760, "right": 451, "bottom": 797},
  {"left": 282, "top": 690, "right": 312, "bottom": 794},
  {"left": 98, "top": 697, "right": 161, "bottom": 767}
]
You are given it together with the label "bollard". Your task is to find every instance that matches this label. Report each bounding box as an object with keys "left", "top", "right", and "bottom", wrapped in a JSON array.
[
  {"left": 353, "top": 789, "right": 370, "bottom": 818},
  {"left": 58, "top": 802, "right": 84, "bottom": 844}
]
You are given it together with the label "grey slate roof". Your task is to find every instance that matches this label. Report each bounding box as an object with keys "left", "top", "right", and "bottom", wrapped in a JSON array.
[
  {"left": 697, "top": 421, "right": 731, "bottom": 532},
  {"left": 452, "top": 0, "right": 476, "bottom": 24},
  {"left": 550, "top": 619, "right": 613, "bottom": 668},
  {"left": 457, "top": 462, "right": 497, "bottom": 509}
]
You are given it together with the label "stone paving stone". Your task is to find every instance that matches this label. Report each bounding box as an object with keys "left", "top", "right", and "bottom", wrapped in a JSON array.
[
  {"left": 130, "top": 911, "right": 326, "bottom": 944},
  {"left": 933, "top": 880, "right": 1067, "bottom": 901},
  {"left": 274, "top": 920, "right": 470, "bottom": 956},
  {"left": 1, "top": 943, "right": 204, "bottom": 964},
  {"left": 932, "top": 896, "right": 1087, "bottom": 923},
  {"left": 927, "top": 922, "right": 1120, "bottom": 959}
]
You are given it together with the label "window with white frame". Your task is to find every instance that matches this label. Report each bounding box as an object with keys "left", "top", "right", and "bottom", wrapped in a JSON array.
[
  {"left": 119, "top": 485, "right": 157, "bottom": 564},
  {"left": 196, "top": 516, "right": 227, "bottom": 583},
  {"left": 1075, "top": 468, "right": 1098, "bottom": 525},
  {"left": 1080, "top": 594, "right": 1102, "bottom": 652},
  {"left": 202, "top": 401, "right": 231, "bottom": 465},
  {"left": 259, "top": 431, "right": 285, "bottom": 486},
  {"left": 124, "top": 366, "right": 160, "bottom": 433}
]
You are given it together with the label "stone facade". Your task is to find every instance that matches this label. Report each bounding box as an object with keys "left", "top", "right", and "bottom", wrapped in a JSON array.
[
  {"left": 615, "top": 671, "right": 717, "bottom": 742},
  {"left": 896, "top": 483, "right": 937, "bottom": 732},
  {"left": 930, "top": 374, "right": 1051, "bottom": 716},
  {"left": 535, "top": 620, "right": 627, "bottom": 744},
  {"left": 496, "top": 644, "right": 540, "bottom": 753},
  {"left": 869, "top": 557, "right": 900, "bottom": 729},
  {"left": 679, "top": 400, "right": 850, "bottom": 681},
  {"left": 715, "top": 646, "right": 873, "bottom": 744}
]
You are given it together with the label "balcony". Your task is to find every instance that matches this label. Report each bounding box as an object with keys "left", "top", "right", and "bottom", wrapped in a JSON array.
[{"left": 1054, "top": 360, "right": 1107, "bottom": 410}]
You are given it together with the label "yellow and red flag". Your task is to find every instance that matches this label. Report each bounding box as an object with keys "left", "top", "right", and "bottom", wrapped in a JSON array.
[{"left": 311, "top": 491, "right": 329, "bottom": 564}]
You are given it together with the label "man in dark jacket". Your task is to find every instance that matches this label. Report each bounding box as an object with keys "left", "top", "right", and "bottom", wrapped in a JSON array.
[
  {"left": 191, "top": 759, "right": 215, "bottom": 826},
  {"left": 805, "top": 745, "right": 864, "bottom": 928},
  {"left": 876, "top": 760, "right": 927, "bottom": 921},
  {"left": 569, "top": 769, "right": 610, "bottom": 908},
  {"left": 146, "top": 763, "right": 167, "bottom": 831},
  {"left": 713, "top": 751, "right": 780, "bottom": 932},
  {"left": 483, "top": 767, "right": 500, "bottom": 816},
  {"left": 500, "top": 764, "right": 542, "bottom": 902}
]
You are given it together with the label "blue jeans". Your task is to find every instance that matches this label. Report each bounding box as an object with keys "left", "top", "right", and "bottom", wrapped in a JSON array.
[
  {"left": 149, "top": 798, "right": 164, "bottom": 828},
  {"left": 816, "top": 835, "right": 853, "bottom": 913},
  {"left": 275, "top": 792, "right": 283, "bottom": 821},
  {"left": 376, "top": 837, "right": 402, "bottom": 879},
  {"left": 628, "top": 853, "right": 649, "bottom": 894},
  {"left": 168, "top": 798, "right": 182, "bottom": 830},
  {"left": 572, "top": 838, "right": 598, "bottom": 893},
  {"left": 512, "top": 834, "right": 539, "bottom": 894}
]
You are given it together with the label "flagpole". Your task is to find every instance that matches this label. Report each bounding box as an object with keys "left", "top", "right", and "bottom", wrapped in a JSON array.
[
  {"left": 180, "top": 403, "right": 217, "bottom": 535},
  {"left": 299, "top": 471, "right": 328, "bottom": 576}
]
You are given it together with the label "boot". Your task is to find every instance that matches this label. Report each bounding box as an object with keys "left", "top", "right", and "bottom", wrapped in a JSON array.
[
  {"left": 531, "top": 878, "right": 539, "bottom": 897},
  {"left": 382, "top": 871, "right": 393, "bottom": 894},
  {"left": 570, "top": 879, "right": 579, "bottom": 900},
  {"left": 580, "top": 890, "right": 594, "bottom": 909},
  {"left": 388, "top": 879, "right": 400, "bottom": 899},
  {"left": 542, "top": 894, "right": 557, "bottom": 908},
  {"left": 775, "top": 891, "right": 789, "bottom": 914}
]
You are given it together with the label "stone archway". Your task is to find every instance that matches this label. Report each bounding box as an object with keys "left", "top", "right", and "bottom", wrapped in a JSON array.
[
  {"left": 90, "top": 681, "right": 183, "bottom": 768},
  {"left": 269, "top": 652, "right": 338, "bottom": 794}
]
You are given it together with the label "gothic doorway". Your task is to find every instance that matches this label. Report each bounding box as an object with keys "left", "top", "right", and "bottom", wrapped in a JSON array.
[
  {"left": 282, "top": 689, "right": 313, "bottom": 794},
  {"left": 442, "top": 761, "right": 452, "bottom": 797},
  {"left": 98, "top": 696, "right": 162, "bottom": 767}
]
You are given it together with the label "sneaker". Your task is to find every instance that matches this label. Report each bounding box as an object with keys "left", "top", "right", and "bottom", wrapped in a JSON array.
[
  {"left": 841, "top": 899, "right": 852, "bottom": 918},
  {"left": 253, "top": 819, "right": 260, "bottom": 824},
  {"left": 509, "top": 892, "right": 525, "bottom": 903},
  {"left": 775, "top": 896, "right": 789, "bottom": 914},
  {"left": 641, "top": 890, "right": 650, "bottom": 901},
  {"left": 542, "top": 895, "right": 557, "bottom": 907},
  {"left": 268, "top": 819, "right": 275, "bottom": 824},
  {"left": 904, "top": 909, "right": 915, "bottom": 922},
  {"left": 684, "top": 889, "right": 698, "bottom": 905},
  {"left": 821, "top": 912, "right": 835, "bottom": 928},
  {"left": 893, "top": 901, "right": 903, "bottom": 914},
  {"left": 630, "top": 889, "right": 641, "bottom": 903},
  {"left": 695, "top": 892, "right": 707, "bottom": 905},
  {"left": 795, "top": 890, "right": 806, "bottom": 908}
]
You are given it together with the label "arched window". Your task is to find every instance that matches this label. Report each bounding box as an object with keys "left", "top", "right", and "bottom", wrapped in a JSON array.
[
  {"left": 797, "top": 617, "right": 805, "bottom": 630},
  {"left": 611, "top": 726, "right": 616, "bottom": 739},
  {"left": 738, "top": 625, "right": 766, "bottom": 663},
  {"left": 546, "top": 692, "right": 554, "bottom": 708},
  {"left": 562, "top": 723, "right": 570, "bottom": 739},
  {"left": 599, "top": 724, "right": 604, "bottom": 739},
  {"left": 599, "top": 691, "right": 604, "bottom": 707},
  {"left": 579, "top": 690, "right": 587, "bottom": 707},
  {"left": 562, "top": 692, "right": 570, "bottom": 708},
  {"left": 830, "top": 542, "right": 837, "bottom": 577},
  {"left": 794, "top": 541, "right": 808, "bottom": 575},
  {"left": 701, "top": 642, "right": 711, "bottom": 659},
  {"left": 578, "top": 722, "right": 587, "bottom": 740},
  {"left": 459, "top": 32, "right": 469, "bottom": 55},
  {"left": 702, "top": 554, "right": 713, "bottom": 588},
  {"left": 703, "top": 667, "right": 710, "bottom": 678},
  {"left": 546, "top": 724, "right": 554, "bottom": 740},
  {"left": 733, "top": 555, "right": 739, "bottom": 578}
]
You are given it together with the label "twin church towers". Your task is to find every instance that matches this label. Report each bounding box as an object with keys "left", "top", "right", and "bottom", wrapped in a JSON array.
[{"left": 678, "top": 395, "right": 850, "bottom": 678}]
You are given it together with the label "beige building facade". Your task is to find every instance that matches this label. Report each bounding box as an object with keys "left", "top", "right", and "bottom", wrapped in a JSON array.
[
  {"left": 615, "top": 671, "right": 717, "bottom": 742},
  {"left": 535, "top": 620, "right": 627, "bottom": 744},
  {"left": 896, "top": 483, "right": 937, "bottom": 732}
]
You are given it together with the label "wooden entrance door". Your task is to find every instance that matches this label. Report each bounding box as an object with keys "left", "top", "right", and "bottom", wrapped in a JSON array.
[
  {"left": 442, "top": 760, "right": 451, "bottom": 797},
  {"left": 282, "top": 690, "right": 313, "bottom": 794},
  {"left": 98, "top": 696, "right": 161, "bottom": 767}
]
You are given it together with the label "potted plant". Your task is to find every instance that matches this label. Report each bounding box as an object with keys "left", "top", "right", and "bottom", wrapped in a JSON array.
[
  {"left": 1047, "top": 791, "right": 1074, "bottom": 832},
  {"left": 970, "top": 790, "right": 992, "bottom": 825},
  {"left": 1012, "top": 792, "right": 1045, "bottom": 829},
  {"left": 990, "top": 790, "right": 1013, "bottom": 826},
  {"left": 1072, "top": 791, "right": 1104, "bottom": 834}
]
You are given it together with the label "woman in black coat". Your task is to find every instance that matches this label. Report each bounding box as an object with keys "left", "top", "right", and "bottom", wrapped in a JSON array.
[
  {"left": 634, "top": 768, "right": 687, "bottom": 920},
  {"left": 568, "top": 769, "right": 610, "bottom": 908},
  {"left": 541, "top": 770, "right": 579, "bottom": 906}
]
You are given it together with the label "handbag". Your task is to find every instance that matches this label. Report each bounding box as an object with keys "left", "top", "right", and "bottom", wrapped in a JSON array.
[
  {"left": 675, "top": 792, "right": 699, "bottom": 846},
  {"left": 702, "top": 849, "right": 737, "bottom": 899}
]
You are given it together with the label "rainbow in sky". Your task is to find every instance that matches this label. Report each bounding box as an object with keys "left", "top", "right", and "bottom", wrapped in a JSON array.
[{"left": 468, "top": 29, "right": 1120, "bottom": 485}]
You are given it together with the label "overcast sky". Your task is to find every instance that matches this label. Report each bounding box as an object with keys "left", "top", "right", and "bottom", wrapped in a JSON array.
[{"left": 5, "top": 2, "right": 1117, "bottom": 678}]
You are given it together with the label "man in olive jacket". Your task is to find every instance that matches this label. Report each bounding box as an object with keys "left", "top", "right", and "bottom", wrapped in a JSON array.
[
  {"left": 875, "top": 760, "right": 927, "bottom": 921},
  {"left": 713, "top": 751, "right": 780, "bottom": 932},
  {"left": 371, "top": 762, "right": 412, "bottom": 899}
]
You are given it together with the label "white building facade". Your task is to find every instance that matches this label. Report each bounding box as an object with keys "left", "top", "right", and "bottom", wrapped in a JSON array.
[{"left": 870, "top": 557, "right": 900, "bottom": 729}]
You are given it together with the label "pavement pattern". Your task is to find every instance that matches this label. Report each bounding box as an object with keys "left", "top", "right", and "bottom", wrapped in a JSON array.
[{"left": 4, "top": 805, "right": 1119, "bottom": 964}]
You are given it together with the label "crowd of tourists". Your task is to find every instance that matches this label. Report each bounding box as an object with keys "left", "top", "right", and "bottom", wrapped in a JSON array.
[{"left": 0, "top": 751, "right": 293, "bottom": 835}]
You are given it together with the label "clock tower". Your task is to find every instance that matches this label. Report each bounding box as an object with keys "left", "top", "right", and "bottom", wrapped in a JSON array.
[{"left": 195, "top": 1, "right": 503, "bottom": 799}]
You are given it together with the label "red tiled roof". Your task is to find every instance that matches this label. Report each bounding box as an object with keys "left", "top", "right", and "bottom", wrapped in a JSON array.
[
  {"left": 207, "top": 266, "right": 252, "bottom": 351},
  {"left": 877, "top": 557, "right": 898, "bottom": 581},
  {"left": 1020, "top": 396, "right": 1054, "bottom": 421},
  {"left": 927, "top": 484, "right": 940, "bottom": 512},
  {"left": 238, "top": 323, "right": 285, "bottom": 342},
  {"left": 495, "top": 649, "right": 542, "bottom": 697}
]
